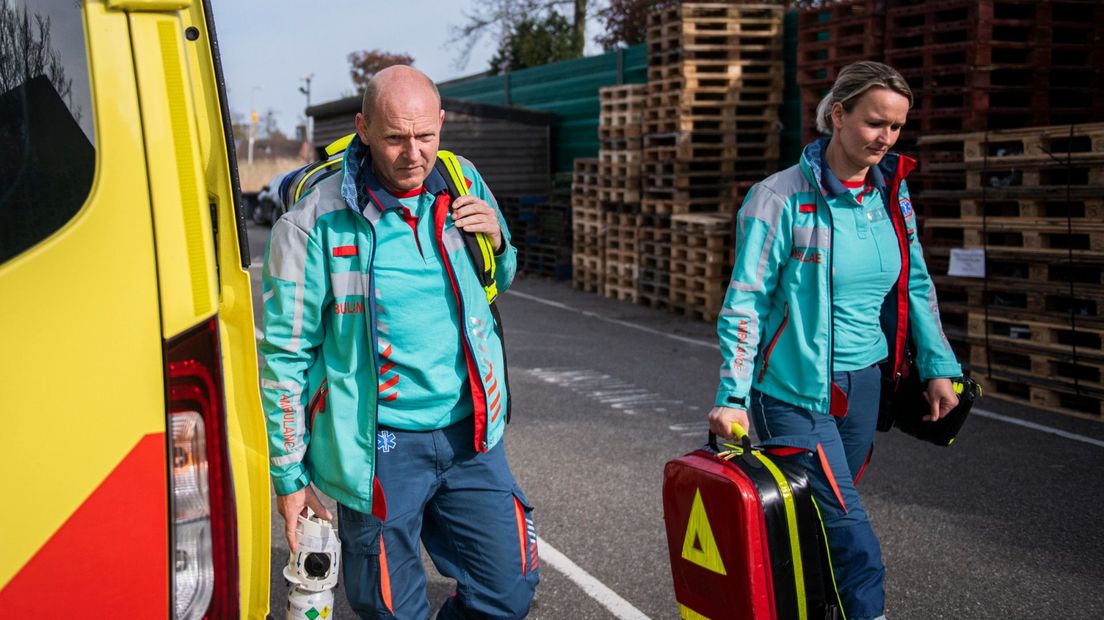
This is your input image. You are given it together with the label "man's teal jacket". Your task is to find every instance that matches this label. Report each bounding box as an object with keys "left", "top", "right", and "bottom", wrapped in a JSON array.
[{"left": 259, "top": 139, "right": 516, "bottom": 514}]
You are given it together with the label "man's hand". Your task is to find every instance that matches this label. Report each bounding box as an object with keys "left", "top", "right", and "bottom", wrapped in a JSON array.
[
  {"left": 708, "top": 405, "right": 749, "bottom": 439},
  {"left": 923, "top": 378, "right": 960, "bottom": 422},
  {"left": 451, "top": 195, "right": 503, "bottom": 252},
  {"left": 276, "top": 485, "right": 333, "bottom": 552}
]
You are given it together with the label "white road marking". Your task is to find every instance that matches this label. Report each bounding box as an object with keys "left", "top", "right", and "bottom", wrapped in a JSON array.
[
  {"left": 507, "top": 290, "right": 719, "bottom": 350},
  {"left": 508, "top": 289, "right": 1104, "bottom": 450},
  {"left": 973, "top": 408, "right": 1104, "bottom": 449},
  {"left": 527, "top": 368, "right": 685, "bottom": 419},
  {"left": 537, "top": 536, "right": 651, "bottom": 620}
]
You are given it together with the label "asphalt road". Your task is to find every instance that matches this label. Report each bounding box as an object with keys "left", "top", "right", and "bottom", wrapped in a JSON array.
[{"left": 245, "top": 220, "right": 1104, "bottom": 619}]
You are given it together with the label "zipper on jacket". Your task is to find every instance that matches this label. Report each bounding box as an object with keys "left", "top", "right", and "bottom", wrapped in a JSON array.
[
  {"left": 432, "top": 195, "right": 492, "bottom": 451},
  {"left": 758, "top": 302, "right": 791, "bottom": 383},
  {"left": 826, "top": 198, "right": 836, "bottom": 401}
]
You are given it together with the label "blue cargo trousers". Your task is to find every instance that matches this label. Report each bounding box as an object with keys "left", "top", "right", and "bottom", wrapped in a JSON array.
[
  {"left": 749, "top": 364, "right": 887, "bottom": 620},
  {"left": 336, "top": 416, "right": 540, "bottom": 619}
]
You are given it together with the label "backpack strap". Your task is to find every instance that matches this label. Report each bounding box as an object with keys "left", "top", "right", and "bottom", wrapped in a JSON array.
[
  {"left": 434, "top": 150, "right": 513, "bottom": 423},
  {"left": 435, "top": 150, "right": 499, "bottom": 304},
  {"left": 281, "top": 133, "right": 351, "bottom": 208}
]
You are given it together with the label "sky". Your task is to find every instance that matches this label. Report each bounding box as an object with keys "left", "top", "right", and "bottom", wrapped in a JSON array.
[{"left": 211, "top": 0, "right": 606, "bottom": 136}]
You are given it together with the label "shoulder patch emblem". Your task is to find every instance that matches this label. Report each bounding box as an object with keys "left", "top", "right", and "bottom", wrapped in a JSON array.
[{"left": 899, "top": 197, "right": 913, "bottom": 217}]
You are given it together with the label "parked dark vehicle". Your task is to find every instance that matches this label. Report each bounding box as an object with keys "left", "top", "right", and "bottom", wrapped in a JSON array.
[{"left": 251, "top": 171, "right": 290, "bottom": 226}]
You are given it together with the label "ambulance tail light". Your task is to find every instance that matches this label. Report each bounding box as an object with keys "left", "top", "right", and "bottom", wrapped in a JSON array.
[{"left": 166, "top": 317, "right": 240, "bottom": 620}]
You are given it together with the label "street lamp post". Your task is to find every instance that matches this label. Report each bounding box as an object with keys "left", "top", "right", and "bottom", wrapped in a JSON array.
[
  {"left": 299, "top": 74, "right": 314, "bottom": 150},
  {"left": 248, "top": 85, "right": 263, "bottom": 165}
]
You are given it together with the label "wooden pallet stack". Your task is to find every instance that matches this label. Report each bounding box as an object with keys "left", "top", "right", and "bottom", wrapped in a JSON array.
[
  {"left": 644, "top": 2, "right": 785, "bottom": 215},
  {"left": 795, "top": 0, "right": 886, "bottom": 143},
  {"left": 644, "top": 2, "right": 782, "bottom": 319},
  {"left": 571, "top": 158, "right": 604, "bottom": 293},
  {"left": 884, "top": 0, "right": 1104, "bottom": 196},
  {"left": 916, "top": 123, "right": 1104, "bottom": 420},
  {"left": 638, "top": 212, "right": 673, "bottom": 310},
  {"left": 598, "top": 84, "right": 647, "bottom": 302},
  {"left": 500, "top": 194, "right": 572, "bottom": 280},
  {"left": 669, "top": 213, "right": 734, "bottom": 321}
]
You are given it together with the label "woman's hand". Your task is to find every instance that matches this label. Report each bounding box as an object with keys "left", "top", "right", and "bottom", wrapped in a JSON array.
[
  {"left": 923, "top": 378, "right": 959, "bottom": 422},
  {"left": 708, "top": 405, "right": 749, "bottom": 439}
]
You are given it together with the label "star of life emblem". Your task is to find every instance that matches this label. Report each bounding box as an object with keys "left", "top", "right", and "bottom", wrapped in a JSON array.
[{"left": 377, "top": 430, "right": 397, "bottom": 453}]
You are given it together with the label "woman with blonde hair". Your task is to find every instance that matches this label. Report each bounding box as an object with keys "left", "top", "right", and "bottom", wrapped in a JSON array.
[{"left": 708, "top": 61, "right": 961, "bottom": 619}]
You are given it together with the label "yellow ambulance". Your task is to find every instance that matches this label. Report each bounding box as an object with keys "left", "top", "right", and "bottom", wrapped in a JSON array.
[{"left": 0, "top": 0, "right": 269, "bottom": 617}]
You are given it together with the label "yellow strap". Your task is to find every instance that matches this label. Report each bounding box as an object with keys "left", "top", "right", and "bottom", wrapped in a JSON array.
[
  {"left": 324, "top": 133, "right": 355, "bottom": 157},
  {"left": 811, "top": 499, "right": 848, "bottom": 619},
  {"left": 293, "top": 159, "right": 341, "bottom": 205},
  {"left": 679, "top": 603, "right": 711, "bottom": 620},
  {"left": 437, "top": 150, "right": 498, "bottom": 303},
  {"left": 752, "top": 452, "right": 808, "bottom": 620}
]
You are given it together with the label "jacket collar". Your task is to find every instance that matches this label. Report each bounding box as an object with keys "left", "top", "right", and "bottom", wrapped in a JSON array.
[
  {"left": 340, "top": 137, "right": 448, "bottom": 216},
  {"left": 801, "top": 137, "right": 911, "bottom": 198}
]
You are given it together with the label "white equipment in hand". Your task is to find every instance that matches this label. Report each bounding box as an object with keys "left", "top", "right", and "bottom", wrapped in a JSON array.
[{"left": 284, "top": 511, "right": 341, "bottom": 620}]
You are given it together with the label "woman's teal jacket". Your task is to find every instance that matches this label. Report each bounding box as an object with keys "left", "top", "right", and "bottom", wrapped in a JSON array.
[{"left": 716, "top": 139, "right": 961, "bottom": 414}]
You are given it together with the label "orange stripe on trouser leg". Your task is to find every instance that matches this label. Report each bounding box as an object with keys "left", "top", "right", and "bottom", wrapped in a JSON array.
[
  {"left": 490, "top": 392, "right": 501, "bottom": 411},
  {"left": 380, "top": 361, "right": 396, "bottom": 375},
  {"left": 817, "top": 443, "right": 848, "bottom": 514},
  {"left": 484, "top": 364, "right": 494, "bottom": 383},
  {"left": 514, "top": 497, "right": 528, "bottom": 575},
  {"left": 379, "top": 535, "right": 394, "bottom": 614}
]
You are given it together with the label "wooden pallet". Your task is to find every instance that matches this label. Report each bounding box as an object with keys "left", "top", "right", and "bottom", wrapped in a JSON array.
[
  {"left": 643, "top": 130, "right": 779, "bottom": 161},
  {"left": 597, "top": 150, "right": 642, "bottom": 204},
  {"left": 599, "top": 84, "right": 647, "bottom": 140},
  {"left": 600, "top": 136, "right": 643, "bottom": 153},
  {"left": 572, "top": 158, "right": 601, "bottom": 194},
  {"left": 606, "top": 213, "right": 642, "bottom": 254},
  {"left": 922, "top": 218, "right": 1104, "bottom": 252},
  {"left": 970, "top": 343, "right": 1104, "bottom": 400},
  {"left": 974, "top": 370, "right": 1104, "bottom": 420},
  {"left": 638, "top": 268, "right": 672, "bottom": 311},
  {"left": 926, "top": 246, "right": 1104, "bottom": 288},
  {"left": 668, "top": 275, "right": 727, "bottom": 323},
  {"left": 572, "top": 253, "right": 604, "bottom": 294},
  {"left": 967, "top": 312, "right": 1104, "bottom": 359},
  {"left": 935, "top": 123, "right": 1104, "bottom": 168},
  {"left": 796, "top": 0, "right": 885, "bottom": 89},
  {"left": 954, "top": 197, "right": 1104, "bottom": 222},
  {"left": 648, "top": 59, "right": 784, "bottom": 91},
  {"left": 669, "top": 211, "right": 733, "bottom": 280},
  {"left": 570, "top": 193, "right": 602, "bottom": 216},
  {"left": 934, "top": 276, "right": 1104, "bottom": 329}
]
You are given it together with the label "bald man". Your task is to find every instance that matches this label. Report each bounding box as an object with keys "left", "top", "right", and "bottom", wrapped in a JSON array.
[{"left": 260, "top": 66, "right": 538, "bottom": 619}]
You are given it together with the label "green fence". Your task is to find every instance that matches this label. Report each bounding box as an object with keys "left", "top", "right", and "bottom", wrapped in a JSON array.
[
  {"left": 440, "top": 45, "right": 648, "bottom": 173},
  {"left": 441, "top": 17, "right": 806, "bottom": 175}
]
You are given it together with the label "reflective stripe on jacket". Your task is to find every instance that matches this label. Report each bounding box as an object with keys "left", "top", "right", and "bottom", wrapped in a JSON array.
[
  {"left": 716, "top": 139, "right": 960, "bottom": 414},
  {"left": 259, "top": 138, "right": 517, "bottom": 514}
]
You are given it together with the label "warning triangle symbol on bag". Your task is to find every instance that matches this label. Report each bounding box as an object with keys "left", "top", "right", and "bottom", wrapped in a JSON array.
[{"left": 681, "top": 488, "right": 727, "bottom": 575}]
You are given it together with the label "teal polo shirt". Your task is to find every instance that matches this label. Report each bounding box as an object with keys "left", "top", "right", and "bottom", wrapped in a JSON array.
[
  {"left": 824, "top": 169, "right": 903, "bottom": 371},
  {"left": 361, "top": 169, "right": 472, "bottom": 431}
]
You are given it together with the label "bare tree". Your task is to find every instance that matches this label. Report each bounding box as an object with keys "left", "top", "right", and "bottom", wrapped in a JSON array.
[
  {"left": 451, "top": 0, "right": 587, "bottom": 70},
  {"left": 0, "top": 3, "right": 73, "bottom": 109}
]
